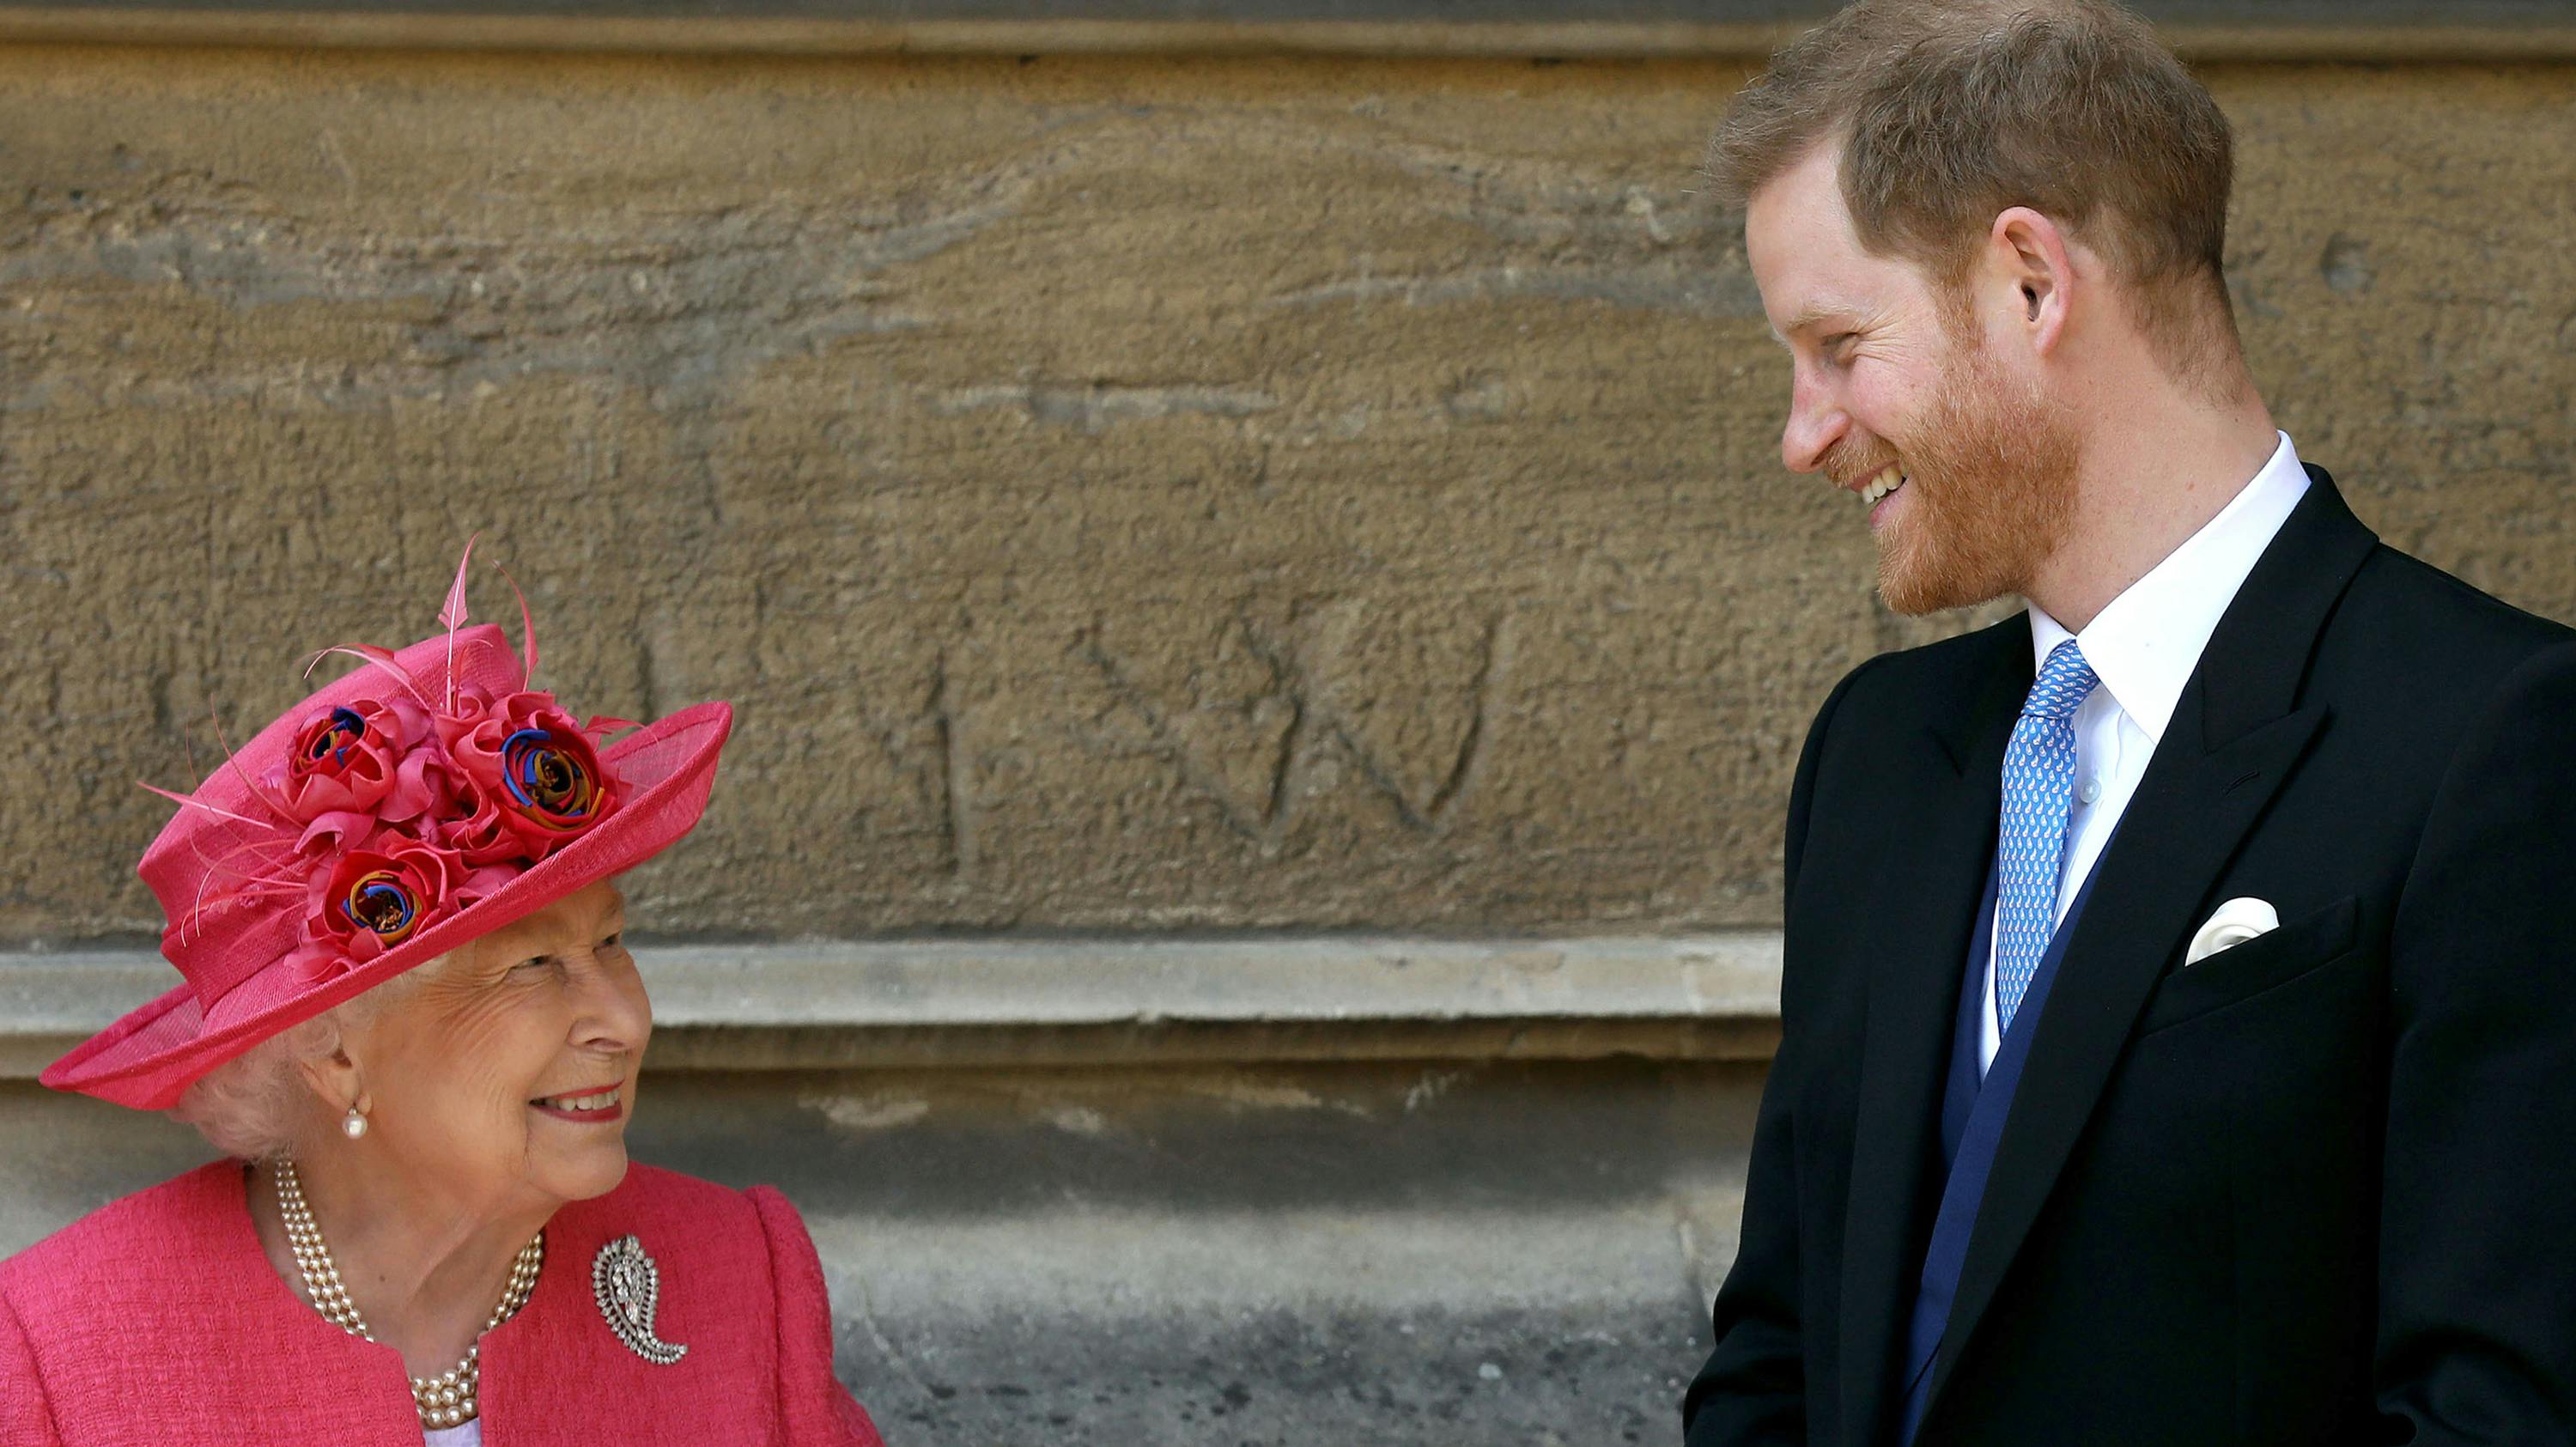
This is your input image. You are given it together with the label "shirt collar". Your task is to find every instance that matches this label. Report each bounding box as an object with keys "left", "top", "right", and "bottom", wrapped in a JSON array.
[{"left": 2027, "top": 431, "right": 2311, "bottom": 745}]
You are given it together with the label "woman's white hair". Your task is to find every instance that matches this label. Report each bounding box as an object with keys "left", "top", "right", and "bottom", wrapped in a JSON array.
[{"left": 167, "top": 965, "right": 432, "bottom": 1160}]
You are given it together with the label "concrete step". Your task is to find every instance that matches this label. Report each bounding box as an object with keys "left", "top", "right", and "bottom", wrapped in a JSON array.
[{"left": 1, "top": 1052, "right": 1759, "bottom": 1445}]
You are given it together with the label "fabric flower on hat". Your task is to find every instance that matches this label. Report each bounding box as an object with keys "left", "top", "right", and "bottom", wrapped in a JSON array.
[
  {"left": 291, "top": 810, "right": 389, "bottom": 868},
  {"left": 433, "top": 771, "right": 532, "bottom": 869},
  {"left": 264, "top": 696, "right": 444, "bottom": 826},
  {"left": 437, "top": 688, "right": 621, "bottom": 863},
  {"left": 283, "top": 839, "right": 470, "bottom": 984}
]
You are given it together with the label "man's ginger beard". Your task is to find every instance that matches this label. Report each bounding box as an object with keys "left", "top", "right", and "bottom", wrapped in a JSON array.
[{"left": 1829, "top": 331, "right": 2082, "bottom": 617}]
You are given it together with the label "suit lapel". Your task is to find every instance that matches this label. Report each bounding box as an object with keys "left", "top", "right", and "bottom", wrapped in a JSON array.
[
  {"left": 1922, "top": 469, "right": 2380, "bottom": 1416},
  {"left": 1837, "top": 619, "right": 2030, "bottom": 1447}
]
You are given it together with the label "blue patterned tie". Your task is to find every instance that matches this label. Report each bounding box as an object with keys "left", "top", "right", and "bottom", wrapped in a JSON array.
[{"left": 1995, "top": 640, "right": 2100, "bottom": 1036}]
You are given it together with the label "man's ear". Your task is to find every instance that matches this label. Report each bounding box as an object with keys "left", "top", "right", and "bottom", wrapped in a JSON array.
[{"left": 1987, "top": 206, "right": 2077, "bottom": 358}]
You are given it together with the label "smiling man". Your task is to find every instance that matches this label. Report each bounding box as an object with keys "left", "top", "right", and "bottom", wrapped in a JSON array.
[{"left": 1680, "top": 3, "right": 2576, "bottom": 1445}]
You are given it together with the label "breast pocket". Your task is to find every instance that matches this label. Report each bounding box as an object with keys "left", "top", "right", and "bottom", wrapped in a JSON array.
[{"left": 2136, "top": 895, "right": 2362, "bottom": 1037}]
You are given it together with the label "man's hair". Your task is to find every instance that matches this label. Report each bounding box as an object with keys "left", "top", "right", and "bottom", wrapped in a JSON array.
[{"left": 1707, "top": 0, "right": 2242, "bottom": 375}]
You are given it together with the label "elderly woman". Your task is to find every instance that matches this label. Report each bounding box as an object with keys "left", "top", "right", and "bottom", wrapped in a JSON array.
[{"left": 0, "top": 562, "right": 884, "bottom": 1447}]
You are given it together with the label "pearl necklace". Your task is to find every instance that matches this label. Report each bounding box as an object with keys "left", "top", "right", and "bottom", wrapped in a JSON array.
[{"left": 273, "top": 1158, "right": 545, "bottom": 1431}]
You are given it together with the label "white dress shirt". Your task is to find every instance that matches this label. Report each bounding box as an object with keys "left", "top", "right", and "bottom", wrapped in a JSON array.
[{"left": 1977, "top": 431, "right": 2312, "bottom": 1073}]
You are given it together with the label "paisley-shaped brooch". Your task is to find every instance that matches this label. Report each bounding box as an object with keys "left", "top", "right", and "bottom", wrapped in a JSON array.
[{"left": 592, "top": 1234, "right": 690, "bottom": 1365}]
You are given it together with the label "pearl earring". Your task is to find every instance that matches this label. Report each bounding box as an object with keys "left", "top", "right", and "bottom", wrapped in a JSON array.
[{"left": 341, "top": 1107, "right": 368, "bottom": 1140}]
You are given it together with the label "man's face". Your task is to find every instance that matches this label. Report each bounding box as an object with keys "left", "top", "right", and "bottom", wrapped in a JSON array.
[{"left": 1743, "top": 142, "right": 2078, "bottom": 615}]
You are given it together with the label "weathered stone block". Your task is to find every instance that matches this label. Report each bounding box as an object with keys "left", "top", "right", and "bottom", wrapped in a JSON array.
[{"left": 0, "top": 52, "right": 2567, "bottom": 940}]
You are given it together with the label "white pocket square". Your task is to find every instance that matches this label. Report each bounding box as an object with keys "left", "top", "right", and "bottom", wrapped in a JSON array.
[{"left": 2185, "top": 897, "right": 2281, "bottom": 965}]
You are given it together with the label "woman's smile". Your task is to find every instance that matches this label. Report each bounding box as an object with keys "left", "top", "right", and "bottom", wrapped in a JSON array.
[{"left": 529, "top": 1084, "right": 626, "bottom": 1123}]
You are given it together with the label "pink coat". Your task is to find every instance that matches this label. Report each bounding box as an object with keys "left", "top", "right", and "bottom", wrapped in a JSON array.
[{"left": 0, "top": 1162, "right": 886, "bottom": 1446}]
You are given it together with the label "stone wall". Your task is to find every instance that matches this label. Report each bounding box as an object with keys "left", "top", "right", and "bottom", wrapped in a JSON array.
[{"left": 3, "top": 49, "right": 2570, "bottom": 945}]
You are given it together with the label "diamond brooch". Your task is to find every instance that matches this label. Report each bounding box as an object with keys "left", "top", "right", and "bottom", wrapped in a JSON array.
[{"left": 592, "top": 1233, "right": 689, "bottom": 1365}]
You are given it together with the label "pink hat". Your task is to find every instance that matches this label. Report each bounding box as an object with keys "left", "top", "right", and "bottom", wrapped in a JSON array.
[{"left": 43, "top": 553, "right": 732, "bottom": 1111}]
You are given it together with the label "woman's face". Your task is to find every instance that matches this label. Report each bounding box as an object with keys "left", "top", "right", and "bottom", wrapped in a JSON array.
[{"left": 341, "top": 880, "right": 651, "bottom": 1216}]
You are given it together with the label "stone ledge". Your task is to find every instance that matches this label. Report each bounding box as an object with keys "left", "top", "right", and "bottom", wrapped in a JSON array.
[
  {"left": 0, "top": 10, "right": 2568, "bottom": 59},
  {"left": 0, "top": 933, "right": 1787, "bottom": 1079}
]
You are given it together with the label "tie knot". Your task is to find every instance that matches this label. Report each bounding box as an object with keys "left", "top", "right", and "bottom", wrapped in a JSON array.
[{"left": 2023, "top": 641, "right": 2099, "bottom": 723}]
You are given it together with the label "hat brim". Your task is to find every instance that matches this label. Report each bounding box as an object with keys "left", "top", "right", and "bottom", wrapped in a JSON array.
[{"left": 42, "top": 701, "right": 733, "bottom": 1111}]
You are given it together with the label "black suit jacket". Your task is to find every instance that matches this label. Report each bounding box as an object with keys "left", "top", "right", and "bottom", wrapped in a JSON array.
[{"left": 1684, "top": 469, "right": 2576, "bottom": 1446}]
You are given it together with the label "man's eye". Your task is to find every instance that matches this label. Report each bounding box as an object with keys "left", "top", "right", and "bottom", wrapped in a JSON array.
[
  {"left": 600, "top": 932, "right": 623, "bottom": 950},
  {"left": 513, "top": 955, "right": 553, "bottom": 972},
  {"left": 1821, "top": 332, "right": 1858, "bottom": 360}
]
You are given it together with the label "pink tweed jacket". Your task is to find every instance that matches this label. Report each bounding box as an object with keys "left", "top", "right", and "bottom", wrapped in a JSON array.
[{"left": 0, "top": 1162, "right": 886, "bottom": 1447}]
